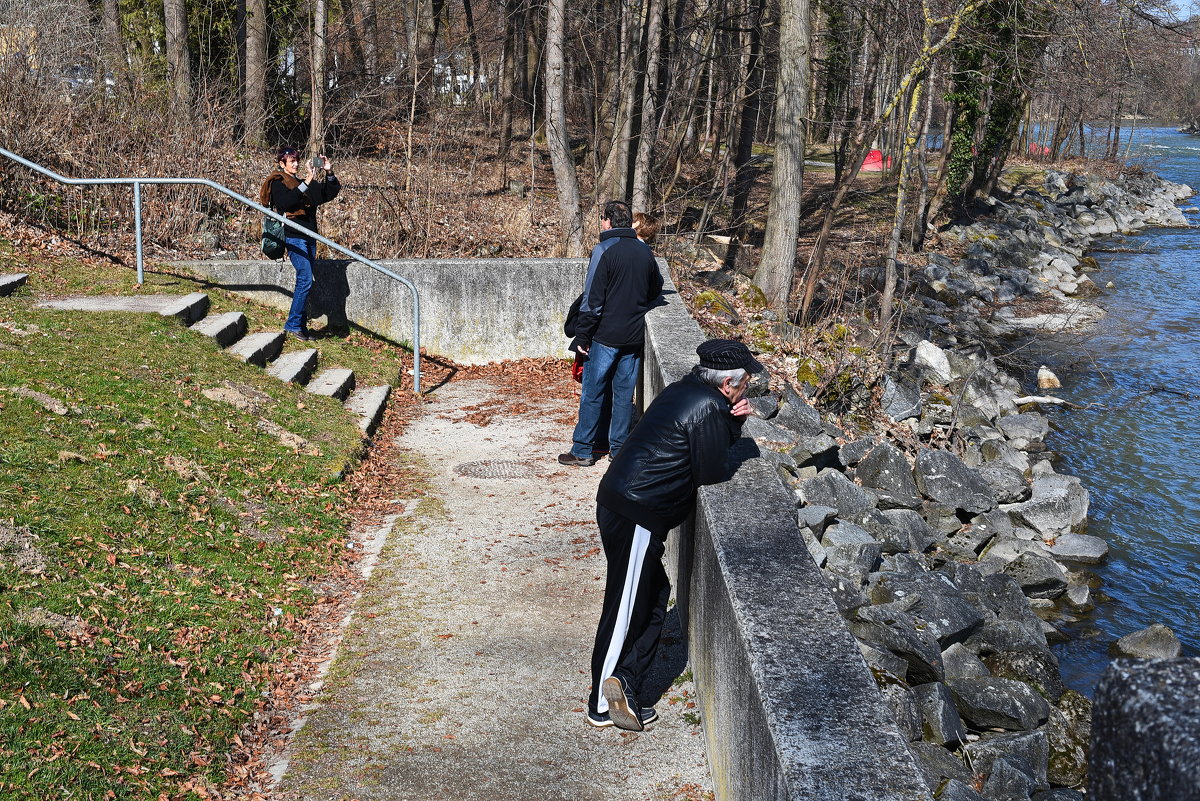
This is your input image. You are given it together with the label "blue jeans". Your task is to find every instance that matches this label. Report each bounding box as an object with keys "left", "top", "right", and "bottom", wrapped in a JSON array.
[
  {"left": 285, "top": 235, "right": 315, "bottom": 332},
  {"left": 572, "top": 342, "right": 640, "bottom": 460}
]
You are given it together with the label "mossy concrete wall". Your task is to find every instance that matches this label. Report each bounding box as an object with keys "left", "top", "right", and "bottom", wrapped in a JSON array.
[
  {"left": 645, "top": 275, "right": 931, "bottom": 801},
  {"left": 173, "top": 258, "right": 592, "bottom": 364}
]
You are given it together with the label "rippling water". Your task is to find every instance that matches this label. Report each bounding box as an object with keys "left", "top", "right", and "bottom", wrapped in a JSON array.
[{"left": 1034, "top": 126, "right": 1200, "bottom": 692}]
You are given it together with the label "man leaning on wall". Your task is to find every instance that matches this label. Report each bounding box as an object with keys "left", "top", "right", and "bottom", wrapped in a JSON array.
[{"left": 585, "top": 339, "right": 760, "bottom": 731}]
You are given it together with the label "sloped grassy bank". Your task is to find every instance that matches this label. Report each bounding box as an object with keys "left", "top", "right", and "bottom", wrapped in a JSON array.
[{"left": 0, "top": 271, "right": 379, "bottom": 799}]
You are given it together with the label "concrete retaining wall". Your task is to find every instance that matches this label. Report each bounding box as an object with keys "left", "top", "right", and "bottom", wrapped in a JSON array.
[
  {"left": 173, "top": 257, "right": 589, "bottom": 365},
  {"left": 645, "top": 276, "right": 931, "bottom": 801}
]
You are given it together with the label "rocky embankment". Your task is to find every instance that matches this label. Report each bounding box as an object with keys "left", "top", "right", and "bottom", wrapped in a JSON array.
[{"left": 741, "top": 168, "right": 1192, "bottom": 800}]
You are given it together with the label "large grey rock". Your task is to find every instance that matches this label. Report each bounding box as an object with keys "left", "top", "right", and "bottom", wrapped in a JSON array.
[
  {"left": 796, "top": 504, "right": 836, "bottom": 534},
  {"left": 981, "top": 756, "right": 1041, "bottom": 801},
  {"left": 824, "top": 567, "right": 870, "bottom": 613},
  {"left": 1110, "top": 623, "right": 1183, "bottom": 659},
  {"left": 947, "top": 510, "right": 1015, "bottom": 559},
  {"left": 914, "top": 593, "right": 988, "bottom": 648},
  {"left": 799, "top": 527, "right": 827, "bottom": 568},
  {"left": 983, "top": 650, "right": 1065, "bottom": 703},
  {"left": 943, "top": 642, "right": 991, "bottom": 680},
  {"left": 800, "top": 470, "right": 878, "bottom": 519},
  {"left": 882, "top": 684, "right": 923, "bottom": 742},
  {"left": 883, "top": 376, "right": 922, "bottom": 421},
  {"left": 1001, "top": 552, "right": 1069, "bottom": 600},
  {"left": 923, "top": 501, "right": 966, "bottom": 537},
  {"left": 980, "top": 574, "right": 1047, "bottom": 631},
  {"left": 907, "top": 741, "right": 973, "bottom": 791},
  {"left": 1032, "top": 791, "right": 1084, "bottom": 801},
  {"left": 775, "top": 385, "right": 824, "bottom": 436},
  {"left": 982, "top": 535, "right": 1053, "bottom": 567},
  {"left": 915, "top": 449, "right": 997, "bottom": 514},
  {"left": 1048, "top": 533, "right": 1109, "bottom": 565},
  {"left": 849, "top": 605, "right": 945, "bottom": 684},
  {"left": 979, "top": 462, "right": 1031, "bottom": 504},
  {"left": 914, "top": 340, "right": 953, "bottom": 384},
  {"left": 856, "top": 444, "right": 923, "bottom": 509},
  {"left": 937, "top": 779, "right": 988, "bottom": 801},
  {"left": 965, "top": 731, "right": 1050, "bottom": 788},
  {"left": 1001, "top": 474, "right": 1089, "bottom": 536},
  {"left": 789, "top": 433, "right": 841, "bottom": 468},
  {"left": 1045, "top": 690, "right": 1092, "bottom": 788},
  {"left": 827, "top": 542, "right": 883, "bottom": 574},
  {"left": 980, "top": 439, "right": 1032, "bottom": 474},
  {"left": 858, "top": 508, "right": 937, "bottom": 554},
  {"left": 997, "top": 413, "right": 1051, "bottom": 450},
  {"left": 965, "top": 620, "right": 1050, "bottom": 656},
  {"left": 913, "top": 682, "right": 968, "bottom": 747},
  {"left": 859, "top": 641, "right": 910, "bottom": 681},
  {"left": 948, "top": 677, "right": 1051, "bottom": 731},
  {"left": 821, "top": 521, "right": 877, "bottom": 547},
  {"left": 742, "top": 415, "right": 802, "bottom": 448},
  {"left": 838, "top": 437, "right": 878, "bottom": 468}
]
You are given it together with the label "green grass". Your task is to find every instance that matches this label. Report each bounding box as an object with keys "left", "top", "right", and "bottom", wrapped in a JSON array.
[{"left": 0, "top": 265, "right": 375, "bottom": 799}]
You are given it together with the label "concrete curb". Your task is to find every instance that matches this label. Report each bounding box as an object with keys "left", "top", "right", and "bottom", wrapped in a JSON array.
[{"left": 0, "top": 273, "right": 28, "bottom": 296}]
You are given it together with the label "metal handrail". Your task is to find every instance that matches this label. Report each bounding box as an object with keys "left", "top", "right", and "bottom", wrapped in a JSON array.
[{"left": 0, "top": 146, "right": 422, "bottom": 392}]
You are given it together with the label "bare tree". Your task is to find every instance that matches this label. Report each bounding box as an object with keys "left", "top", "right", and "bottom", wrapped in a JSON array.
[
  {"left": 241, "top": 0, "right": 268, "bottom": 146},
  {"left": 753, "top": 0, "right": 810, "bottom": 312},
  {"left": 546, "top": 0, "right": 586, "bottom": 255},
  {"left": 163, "top": 0, "right": 192, "bottom": 111}
]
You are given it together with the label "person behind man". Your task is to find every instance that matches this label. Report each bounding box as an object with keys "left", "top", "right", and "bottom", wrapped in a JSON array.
[
  {"left": 632, "top": 211, "right": 660, "bottom": 244},
  {"left": 586, "top": 339, "right": 760, "bottom": 731},
  {"left": 259, "top": 147, "right": 341, "bottom": 341},
  {"left": 559, "top": 200, "right": 664, "bottom": 467}
]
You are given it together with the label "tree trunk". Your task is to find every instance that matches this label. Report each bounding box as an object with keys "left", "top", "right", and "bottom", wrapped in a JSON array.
[
  {"left": 101, "top": 0, "right": 123, "bottom": 81},
  {"left": 730, "top": 0, "right": 766, "bottom": 238},
  {"left": 462, "top": 0, "right": 484, "bottom": 104},
  {"left": 753, "top": 0, "right": 809, "bottom": 313},
  {"left": 910, "top": 70, "right": 936, "bottom": 251},
  {"left": 881, "top": 75, "right": 927, "bottom": 335},
  {"left": 546, "top": 0, "right": 586, "bottom": 256},
  {"left": 310, "top": 0, "right": 328, "bottom": 152},
  {"left": 631, "top": 0, "right": 665, "bottom": 212},
  {"left": 163, "top": 0, "right": 192, "bottom": 112},
  {"left": 242, "top": 0, "right": 268, "bottom": 146},
  {"left": 497, "top": 0, "right": 517, "bottom": 172}
]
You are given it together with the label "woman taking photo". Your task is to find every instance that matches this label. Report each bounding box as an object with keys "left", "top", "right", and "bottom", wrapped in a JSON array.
[{"left": 259, "top": 147, "right": 341, "bottom": 341}]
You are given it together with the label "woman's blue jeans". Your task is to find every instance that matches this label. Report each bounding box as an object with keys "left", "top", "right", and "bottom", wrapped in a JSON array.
[
  {"left": 285, "top": 235, "right": 315, "bottom": 332},
  {"left": 571, "top": 341, "right": 641, "bottom": 460}
]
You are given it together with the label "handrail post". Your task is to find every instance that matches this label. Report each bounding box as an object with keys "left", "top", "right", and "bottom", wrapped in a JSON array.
[{"left": 133, "top": 181, "right": 143, "bottom": 284}]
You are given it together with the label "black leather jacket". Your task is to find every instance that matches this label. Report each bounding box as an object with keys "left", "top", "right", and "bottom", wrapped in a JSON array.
[{"left": 597, "top": 372, "right": 744, "bottom": 533}]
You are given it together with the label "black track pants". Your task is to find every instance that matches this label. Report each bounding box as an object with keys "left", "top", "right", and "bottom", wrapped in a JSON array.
[{"left": 588, "top": 502, "right": 671, "bottom": 715}]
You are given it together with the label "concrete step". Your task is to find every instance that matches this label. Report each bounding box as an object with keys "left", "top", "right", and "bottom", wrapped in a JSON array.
[
  {"left": 158, "top": 292, "right": 210, "bottom": 325},
  {"left": 306, "top": 368, "right": 356, "bottom": 401},
  {"left": 228, "top": 331, "right": 284, "bottom": 367},
  {"left": 0, "top": 274, "right": 28, "bottom": 297},
  {"left": 268, "top": 348, "right": 319, "bottom": 385},
  {"left": 190, "top": 311, "right": 247, "bottom": 347},
  {"left": 345, "top": 385, "right": 390, "bottom": 435}
]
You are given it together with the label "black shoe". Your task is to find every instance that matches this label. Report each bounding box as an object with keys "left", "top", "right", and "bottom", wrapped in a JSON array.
[
  {"left": 558, "top": 452, "right": 597, "bottom": 467},
  {"left": 601, "top": 676, "right": 644, "bottom": 731},
  {"left": 587, "top": 705, "right": 657, "bottom": 728},
  {"left": 284, "top": 329, "right": 313, "bottom": 342}
]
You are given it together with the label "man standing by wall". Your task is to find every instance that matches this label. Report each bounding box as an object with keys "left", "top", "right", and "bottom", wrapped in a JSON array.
[
  {"left": 558, "top": 200, "right": 663, "bottom": 467},
  {"left": 586, "top": 339, "right": 760, "bottom": 731}
]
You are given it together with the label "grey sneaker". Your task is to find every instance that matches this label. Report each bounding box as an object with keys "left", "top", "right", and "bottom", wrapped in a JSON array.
[
  {"left": 557, "top": 452, "right": 597, "bottom": 467},
  {"left": 601, "top": 676, "right": 644, "bottom": 732}
]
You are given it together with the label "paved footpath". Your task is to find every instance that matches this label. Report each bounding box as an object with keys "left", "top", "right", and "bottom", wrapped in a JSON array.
[{"left": 274, "top": 375, "right": 713, "bottom": 801}]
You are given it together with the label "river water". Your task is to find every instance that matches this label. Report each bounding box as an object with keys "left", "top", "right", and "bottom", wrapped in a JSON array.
[{"left": 1034, "top": 125, "right": 1200, "bottom": 693}]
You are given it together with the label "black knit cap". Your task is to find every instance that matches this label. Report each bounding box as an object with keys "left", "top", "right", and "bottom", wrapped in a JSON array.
[{"left": 696, "top": 339, "right": 764, "bottom": 373}]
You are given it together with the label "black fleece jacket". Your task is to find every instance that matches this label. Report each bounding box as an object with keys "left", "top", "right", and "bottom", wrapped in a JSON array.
[
  {"left": 263, "top": 171, "right": 341, "bottom": 235},
  {"left": 572, "top": 228, "right": 664, "bottom": 352},
  {"left": 597, "top": 372, "right": 743, "bottom": 533}
]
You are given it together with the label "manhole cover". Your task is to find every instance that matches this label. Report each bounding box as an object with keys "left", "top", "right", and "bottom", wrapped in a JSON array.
[{"left": 454, "top": 459, "right": 551, "bottom": 479}]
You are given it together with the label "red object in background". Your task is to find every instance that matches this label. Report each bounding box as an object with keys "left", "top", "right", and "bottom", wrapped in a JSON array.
[
  {"left": 572, "top": 354, "right": 585, "bottom": 383},
  {"left": 1028, "top": 142, "right": 1051, "bottom": 156},
  {"left": 860, "top": 149, "right": 893, "bottom": 172}
]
